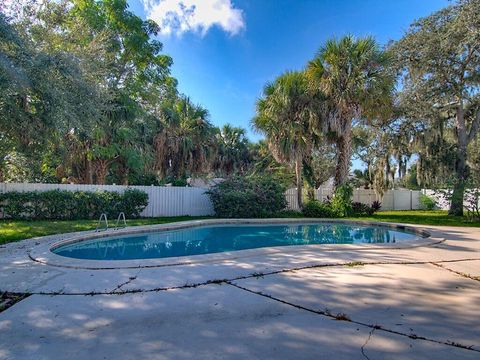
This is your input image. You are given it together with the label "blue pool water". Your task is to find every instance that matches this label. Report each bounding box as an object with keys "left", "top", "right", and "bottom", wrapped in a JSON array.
[{"left": 52, "top": 223, "right": 420, "bottom": 261}]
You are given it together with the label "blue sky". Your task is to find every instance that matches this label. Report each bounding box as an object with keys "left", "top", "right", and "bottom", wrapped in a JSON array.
[{"left": 129, "top": 0, "right": 449, "bottom": 144}]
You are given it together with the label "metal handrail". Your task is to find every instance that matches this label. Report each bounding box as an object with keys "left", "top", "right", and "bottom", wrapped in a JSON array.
[
  {"left": 95, "top": 213, "right": 108, "bottom": 232},
  {"left": 115, "top": 212, "right": 127, "bottom": 230}
]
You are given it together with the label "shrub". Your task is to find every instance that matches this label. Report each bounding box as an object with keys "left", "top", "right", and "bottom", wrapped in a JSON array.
[
  {"left": 302, "top": 200, "right": 335, "bottom": 218},
  {"left": 275, "top": 210, "right": 304, "bottom": 218},
  {"left": 371, "top": 200, "right": 382, "bottom": 213},
  {"left": 351, "top": 202, "right": 370, "bottom": 216},
  {"left": 0, "top": 189, "right": 148, "bottom": 220},
  {"left": 352, "top": 202, "right": 377, "bottom": 216},
  {"left": 331, "top": 185, "right": 353, "bottom": 217},
  {"left": 119, "top": 189, "right": 149, "bottom": 218},
  {"left": 419, "top": 193, "right": 436, "bottom": 210},
  {"left": 207, "top": 175, "right": 287, "bottom": 218}
]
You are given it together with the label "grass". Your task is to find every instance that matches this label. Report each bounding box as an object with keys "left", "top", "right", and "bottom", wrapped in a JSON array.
[
  {"left": 0, "top": 210, "right": 478, "bottom": 246},
  {"left": 0, "top": 216, "right": 211, "bottom": 245},
  {"left": 346, "top": 210, "right": 480, "bottom": 227}
]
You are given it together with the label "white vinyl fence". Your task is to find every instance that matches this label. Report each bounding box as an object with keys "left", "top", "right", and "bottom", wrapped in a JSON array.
[
  {"left": 0, "top": 182, "right": 425, "bottom": 218},
  {"left": 285, "top": 187, "right": 422, "bottom": 211},
  {"left": 0, "top": 183, "right": 214, "bottom": 217}
]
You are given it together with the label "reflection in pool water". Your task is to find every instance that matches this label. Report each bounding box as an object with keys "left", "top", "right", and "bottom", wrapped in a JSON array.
[{"left": 53, "top": 223, "right": 419, "bottom": 261}]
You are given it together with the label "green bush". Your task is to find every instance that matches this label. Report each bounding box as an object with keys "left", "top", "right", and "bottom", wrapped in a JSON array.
[
  {"left": 419, "top": 194, "right": 436, "bottom": 210},
  {"left": 331, "top": 185, "right": 353, "bottom": 217},
  {"left": 207, "top": 176, "right": 287, "bottom": 218},
  {"left": 351, "top": 202, "right": 375, "bottom": 216},
  {"left": 302, "top": 200, "right": 335, "bottom": 218},
  {"left": 303, "top": 187, "right": 380, "bottom": 218},
  {"left": 371, "top": 200, "right": 382, "bottom": 213},
  {"left": 0, "top": 189, "right": 148, "bottom": 220},
  {"left": 119, "top": 189, "right": 149, "bottom": 218}
]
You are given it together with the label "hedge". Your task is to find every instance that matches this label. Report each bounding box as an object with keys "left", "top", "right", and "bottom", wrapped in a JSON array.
[
  {"left": 207, "top": 175, "right": 287, "bottom": 218},
  {"left": 0, "top": 189, "right": 148, "bottom": 220},
  {"left": 302, "top": 200, "right": 336, "bottom": 218}
]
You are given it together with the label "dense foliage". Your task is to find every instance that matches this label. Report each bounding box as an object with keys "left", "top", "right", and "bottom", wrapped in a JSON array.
[
  {"left": 207, "top": 176, "right": 287, "bottom": 218},
  {"left": 0, "top": 189, "right": 148, "bottom": 220},
  {"left": 302, "top": 185, "right": 381, "bottom": 218},
  {"left": 252, "top": 0, "right": 480, "bottom": 215},
  {"left": 302, "top": 198, "right": 380, "bottom": 218},
  {"left": 0, "top": 1, "right": 260, "bottom": 185},
  {"left": 390, "top": 0, "right": 480, "bottom": 215},
  {"left": 1, "top": 0, "right": 479, "bottom": 217},
  {"left": 330, "top": 185, "right": 354, "bottom": 217},
  {"left": 302, "top": 200, "right": 335, "bottom": 218}
]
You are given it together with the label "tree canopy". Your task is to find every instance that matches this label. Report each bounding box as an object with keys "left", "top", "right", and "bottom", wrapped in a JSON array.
[
  {"left": 1, "top": 0, "right": 479, "bottom": 216},
  {"left": 390, "top": 0, "right": 480, "bottom": 215}
]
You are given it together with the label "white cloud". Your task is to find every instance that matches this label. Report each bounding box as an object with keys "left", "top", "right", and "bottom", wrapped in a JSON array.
[{"left": 141, "top": 0, "right": 245, "bottom": 36}]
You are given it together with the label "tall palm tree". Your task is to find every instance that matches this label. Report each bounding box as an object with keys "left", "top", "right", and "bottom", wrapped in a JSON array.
[
  {"left": 154, "top": 96, "right": 217, "bottom": 179},
  {"left": 306, "top": 35, "right": 394, "bottom": 187},
  {"left": 253, "top": 71, "right": 316, "bottom": 208},
  {"left": 215, "top": 124, "right": 251, "bottom": 176}
]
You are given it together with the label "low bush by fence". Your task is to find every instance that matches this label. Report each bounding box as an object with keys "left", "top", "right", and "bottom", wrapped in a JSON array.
[
  {"left": 0, "top": 183, "right": 214, "bottom": 218},
  {"left": 285, "top": 188, "right": 423, "bottom": 211}
]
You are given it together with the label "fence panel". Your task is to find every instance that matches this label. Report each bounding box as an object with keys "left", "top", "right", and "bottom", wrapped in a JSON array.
[
  {"left": 285, "top": 188, "right": 299, "bottom": 210},
  {"left": 316, "top": 187, "right": 333, "bottom": 202},
  {"left": 393, "top": 190, "right": 414, "bottom": 210}
]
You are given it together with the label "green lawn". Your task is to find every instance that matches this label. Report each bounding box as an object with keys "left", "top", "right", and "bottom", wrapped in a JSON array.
[
  {"left": 0, "top": 210, "right": 478, "bottom": 245},
  {"left": 347, "top": 210, "right": 480, "bottom": 227},
  {"left": 0, "top": 216, "right": 211, "bottom": 245}
]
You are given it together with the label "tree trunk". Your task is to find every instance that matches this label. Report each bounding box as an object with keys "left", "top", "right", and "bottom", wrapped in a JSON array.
[
  {"left": 449, "top": 104, "right": 468, "bottom": 216},
  {"left": 85, "top": 157, "right": 93, "bottom": 184},
  {"left": 121, "top": 167, "right": 129, "bottom": 185},
  {"left": 334, "top": 127, "right": 352, "bottom": 188},
  {"left": 306, "top": 186, "right": 315, "bottom": 201},
  {"left": 295, "top": 153, "right": 303, "bottom": 209},
  {"left": 94, "top": 160, "right": 109, "bottom": 185}
]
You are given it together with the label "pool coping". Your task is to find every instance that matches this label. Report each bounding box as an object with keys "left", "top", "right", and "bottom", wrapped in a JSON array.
[{"left": 27, "top": 218, "right": 440, "bottom": 270}]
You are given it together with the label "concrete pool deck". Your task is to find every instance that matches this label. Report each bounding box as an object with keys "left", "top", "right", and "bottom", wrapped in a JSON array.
[{"left": 0, "top": 220, "right": 479, "bottom": 359}]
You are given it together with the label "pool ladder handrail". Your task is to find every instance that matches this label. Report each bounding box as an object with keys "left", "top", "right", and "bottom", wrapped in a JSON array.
[
  {"left": 115, "top": 212, "right": 127, "bottom": 230},
  {"left": 95, "top": 213, "right": 109, "bottom": 232}
]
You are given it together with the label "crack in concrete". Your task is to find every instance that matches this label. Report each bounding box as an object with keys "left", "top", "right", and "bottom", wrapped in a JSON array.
[
  {"left": 226, "top": 282, "right": 478, "bottom": 353},
  {"left": 430, "top": 262, "right": 480, "bottom": 282},
  {"left": 3, "top": 259, "right": 479, "bottom": 353},
  {"left": 110, "top": 270, "right": 141, "bottom": 293},
  {"left": 9, "top": 257, "right": 480, "bottom": 296},
  {"left": 361, "top": 328, "right": 375, "bottom": 360}
]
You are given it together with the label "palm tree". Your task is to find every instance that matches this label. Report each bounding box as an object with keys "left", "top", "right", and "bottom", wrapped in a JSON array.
[
  {"left": 306, "top": 35, "right": 394, "bottom": 188},
  {"left": 215, "top": 124, "right": 251, "bottom": 176},
  {"left": 154, "top": 96, "right": 217, "bottom": 180},
  {"left": 253, "top": 71, "right": 316, "bottom": 208}
]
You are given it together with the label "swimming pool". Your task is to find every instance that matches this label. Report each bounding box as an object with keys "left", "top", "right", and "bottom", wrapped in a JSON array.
[{"left": 52, "top": 223, "right": 421, "bottom": 261}]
